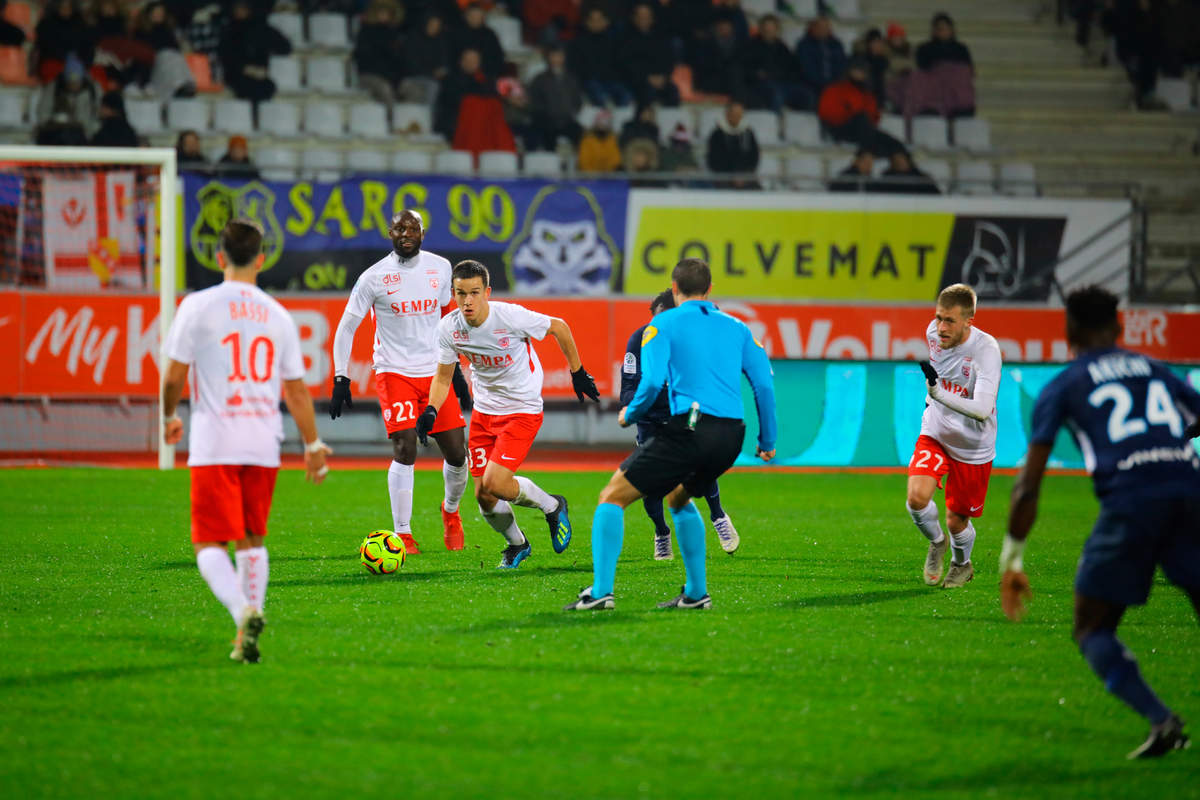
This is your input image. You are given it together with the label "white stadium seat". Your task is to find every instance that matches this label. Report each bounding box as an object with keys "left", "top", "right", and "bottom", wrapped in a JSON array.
[
  {"left": 126, "top": 99, "right": 164, "bottom": 135},
  {"left": 756, "top": 152, "right": 782, "bottom": 179},
  {"left": 953, "top": 117, "right": 991, "bottom": 151},
  {"left": 308, "top": 12, "right": 351, "bottom": 49},
  {"left": 696, "top": 107, "right": 724, "bottom": 139},
  {"left": 255, "top": 146, "right": 298, "bottom": 181},
  {"left": 999, "top": 161, "right": 1038, "bottom": 197},
  {"left": 783, "top": 111, "right": 821, "bottom": 146},
  {"left": 256, "top": 100, "right": 301, "bottom": 137},
  {"left": 0, "top": 91, "right": 25, "bottom": 128},
  {"left": 166, "top": 98, "right": 208, "bottom": 132},
  {"left": 347, "top": 101, "right": 389, "bottom": 139},
  {"left": 212, "top": 98, "right": 254, "bottom": 135},
  {"left": 486, "top": 15, "right": 523, "bottom": 53},
  {"left": 347, "top": 149, "right": 390, "bottom": 173},
  {"left": 301, "top": 148, "right": 344, "bottom": 182},
  {"left": 911, "top": 116, "right": 949, "bottom": 151},
  {"left": 303, "top": 100, "right": 344, "bottom": 137},
  {"left": 269, "top": 56, "right": 303, "bottom": 94},
  {"left": 522, "top": 151, "right": 562, "bottom": 177},
  {"left": 391, "top": 149, "right": 433, "bottom": 173},
  {"left": 267, "top": 12, "right": 304, "bottom": 47},
  {"left": 478, "top": 150, "right": 518, "bottom": 176},
  {"left": 433, "top": 150, "right": 475, "bottom": 175},
  {"left": 653, "top": 107, "right": 694, "bottom": 142},
  {"left": 306, "top": 55, "right": 349, "bottom": 93},
  {"left": 920, "top": 157, "right": 952, "bottom": 193},
  {"left": 956, "top": 160, "right": 995, "bottom": 195},
  {"left": 744, "top": 110, "right": 781, "bottom": 146},
  {"left": 393, "top": 102, "right": 433, "bottom": 135},
  {"left": 879, "top": 114, "right": 906, "bottom": 144},
  {"left": 1157, "top": 78, "right": 1194, "bottom": 111}
]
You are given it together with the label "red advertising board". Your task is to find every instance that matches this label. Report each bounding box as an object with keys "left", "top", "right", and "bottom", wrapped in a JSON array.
[{"left": 3, "top": 290, "right": 1198, "bottom": 400}]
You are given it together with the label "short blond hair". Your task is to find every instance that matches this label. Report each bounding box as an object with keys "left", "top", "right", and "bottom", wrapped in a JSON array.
[{"left": 937, "top": 283, "right": 977, "bottom": 316}]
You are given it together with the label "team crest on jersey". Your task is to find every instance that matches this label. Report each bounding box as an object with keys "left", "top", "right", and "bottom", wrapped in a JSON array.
[
  {"left": 429, "top": 278, "right": 439, "bottom": 289},
  {"left": 498, "top": 337, "right": 510, "bottom": 348},
  {"left": 962, "top": 365, "right": 970, "bottom": 377},
  {"left": 383, "top": 408, "right": 392, "bottom": 422},
  {"left": 503, "top": 185, "right": 621, "bottom": 295},
  {"left": 190, "top": 180, "right": 283, "bottom": 273}
]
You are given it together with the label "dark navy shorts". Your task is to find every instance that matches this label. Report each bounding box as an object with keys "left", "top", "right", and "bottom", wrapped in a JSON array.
[
  {"left": 1075, "top": 495, "right": 1200, "bottom": 606},
  {"left": 622, "top": 414, "right": 744, "bottom": 501}
]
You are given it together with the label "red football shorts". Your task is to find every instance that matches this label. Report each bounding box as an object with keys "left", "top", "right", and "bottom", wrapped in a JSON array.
[
  {"left": 466, "top": 411, "right": 543, "bottom": 477},
  {"left": 908, "top": 434, "right": 993, "bottom": 518},
  {"left": 376, "top": 372, "right": 465, "bottom": 436},
  {"left": 190, "top": 464, "right": 279, "bottom": 543}
]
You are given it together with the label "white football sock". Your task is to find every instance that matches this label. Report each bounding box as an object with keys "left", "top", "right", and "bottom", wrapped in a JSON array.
[
  {"left": 480, "top": 500, "right": 526, "bottom": 545},
  {"left": 908, "top": 500, "right": 945, "bottom": 544},
  {"left": 235, "top": 546, "right": 269, "bottom": 612},
  {"left": 388, "top": 461, "right": 414, "bottom": 534},
  {"left": 513, "top": 476, "right": 558, "bottom": 514},
  {"left": 951, "top": 521, "right": 977, "bottom": 565},
  {"left": 442, "top": 460, "right": 468, "bottom": 513},
  {"left": 196, "top": 547, "right": 247, "bottom": 624}
]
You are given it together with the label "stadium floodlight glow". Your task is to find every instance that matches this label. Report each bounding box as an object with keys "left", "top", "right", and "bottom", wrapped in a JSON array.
[{"left": 0, "top": 145, "right": 177, "bottom": 469}]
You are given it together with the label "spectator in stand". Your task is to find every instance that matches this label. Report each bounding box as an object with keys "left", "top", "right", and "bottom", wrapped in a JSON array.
[
  {"left": 176, "top": 129, "right": 209, "bottom": 172},
  {"left": 402, "top": 14, "right": 453, "bottom": 104},
  {"left": 1160, "top": 0, "right": 1200, "bottom": 79},
  {"left": 1105, "top": 0, "right": 1165, "bottom": 110},
  {"left": 878, "top": 149, "right": 939, "bottom": 194},
  {"left": 743, "top": 13, "right": 811, "bottom": 111},
  {"left": 853, "top": 29, "right": 890, "bottom": 109},
  {"left": 219, "top": 0, "right": 292, "bottom": 104},
  {"left": 0, "top": 0, "right": 26, "bottom": 46},
  {"left": 93, "top": 0, "right": 153, "bottom": 91},
  {"left": 619, "top": 103, "right": 660, "bottom": 149},
  {"left": 34, "top": 54, "right": 101, "bottom": 138},
  {"left": 218, "top": 135, "right": 261, "bottom": 179},
  {"left": 34, "top": 0, "right": 97, "bottom": 82},
  {"left": 355, "top": 0, "right": 407, "bottom": 105},
  {"left": 136, "top": 2, "right": 197, "bottom": 100},
  {"left": 578, "top": 108, "right": 623, "bottom": 172},
  {"left": 527, "top": 43, "right": 583, "bottom": 150},
  {"left": 624, "top": 137, "right": 661, "bottom": 185},
  {"left": 818, "top": 58, "right": 903, "bottom": 158},
  {"left": 710, "top": 0, "right": 748, "bottom": 43},
  {"left": 828, "top": 148, "right": 882, "bottom": 193},
  {"left": 175, "top": 0, "right": 224, "bottom": 63},
  {"left": 524, "top": 0, "right": 580, "bottom": 47},
  {"left": 622, "top": 4, "right": 680, "bottom": 107},
  {"left": 916, "top": 13, "right": 973, "bottom": 72},
  {"left": 499, "top": 75, "right": 534, "bottom": 151},
  {"left": 91, "top": 90, "right": 140, "bottom": 147},
  {"left": 886, "top": 22, "right": 914, "bottom": 73},
  {"left": 795, "top": 15, "right": 846, "bottom": 100},
  {"left": 454, "top": 3, "right": 505, "bottom": 80},
  {"left": 434, "top": 47, "right": 496, "bottom": 139},
  {"left": 706, "top": 99, "right": 758, "bottom": 186},
  {"left": 661, "top": 120, "right": 699, "bottom": 172},
  {"left": 690, "top": 18, "right": 743, "bottom": 97},
  {"left": 569, "top": 7, "right": 632, "bottom": 107}
]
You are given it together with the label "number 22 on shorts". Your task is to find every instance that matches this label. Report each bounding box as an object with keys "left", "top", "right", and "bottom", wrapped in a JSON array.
[{"left": 391, "top": 400, "right": 416, "bottom": 422}]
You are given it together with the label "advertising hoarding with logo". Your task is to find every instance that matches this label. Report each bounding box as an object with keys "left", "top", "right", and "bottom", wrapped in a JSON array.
[
  {"left": 623, "top": 190, "right": 1132, "bottom": 302},
  {"left": 183, "top": 174, "right": 628, "bottom": 294}
]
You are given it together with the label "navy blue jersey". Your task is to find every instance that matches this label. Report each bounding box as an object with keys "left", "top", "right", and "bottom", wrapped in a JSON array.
[
  {"left": 620, "top": 323, "right": 672, "bottom": 426},
  {"left": 1031, "top": 346, "right": 1200, "bottom": 507}
]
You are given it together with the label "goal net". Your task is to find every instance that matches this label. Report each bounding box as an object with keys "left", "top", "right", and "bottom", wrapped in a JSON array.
[{"left": 0, "top": 145, "right": 178, "bottom": 468}]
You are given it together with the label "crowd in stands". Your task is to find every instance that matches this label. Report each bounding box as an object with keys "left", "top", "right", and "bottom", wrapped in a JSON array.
[
  {"left": 6, "top": 0, "right": 988, "bottom": 191},
  {"left": 1067, "top": 0, "right": 1200, "bottom": 110}
]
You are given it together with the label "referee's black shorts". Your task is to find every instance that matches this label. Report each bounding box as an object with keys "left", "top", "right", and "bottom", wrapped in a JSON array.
[{"left": 621, "top": 413, "right": 746, "bottom": 500}]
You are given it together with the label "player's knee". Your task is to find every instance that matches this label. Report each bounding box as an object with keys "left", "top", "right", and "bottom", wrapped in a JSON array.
[
  {"left": 481, "top": 472, "right": 507, "bottom": 498},
  {"left": 946, "top": 514, "right": 967, "bottom": 534},
  {"left": 391, "top": 437, "right": 416, "bottom": 465},
  {"left": 906, "top": 489, "right": 930, "bottom": 510}
]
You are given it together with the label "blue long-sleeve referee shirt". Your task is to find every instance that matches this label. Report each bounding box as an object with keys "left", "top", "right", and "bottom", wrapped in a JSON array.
[{"left": 625, "top": 300, "right": 778, "bottom": 452}]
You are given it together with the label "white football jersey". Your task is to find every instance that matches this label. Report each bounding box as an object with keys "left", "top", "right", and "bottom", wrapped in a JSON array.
[
  {"left": 165, "top": 281, "right": 306, "bottom": 467},
  {"left": 437, "top": 301, "right": 553, "bottom": 415},
  {"left": 919, "top": 319, "right": 1002, "bottom": 464},
  {"left": 341, "top": 250, "right": 452, "bottom": 377}
]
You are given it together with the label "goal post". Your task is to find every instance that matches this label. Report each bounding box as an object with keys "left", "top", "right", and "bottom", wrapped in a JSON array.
[{"left": 0, "top": 145, "right": 177, "bottom": 468}]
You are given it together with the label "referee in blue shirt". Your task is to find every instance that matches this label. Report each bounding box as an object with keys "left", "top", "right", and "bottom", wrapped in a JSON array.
[
  {"left": 622, "top": 290, "right": 739, "bottom": 559},
  {"left": 564, "top": 258, "right": 778, "bottom": 611}
]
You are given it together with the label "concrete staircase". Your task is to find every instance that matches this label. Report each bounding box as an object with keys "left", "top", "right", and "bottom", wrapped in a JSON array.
[{"left": 864, "top": 0, "right": 1200, "bottom": 303}]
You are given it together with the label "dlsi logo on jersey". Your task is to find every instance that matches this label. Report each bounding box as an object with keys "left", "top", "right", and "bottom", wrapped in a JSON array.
[{"left": 190, "top": 181, "right": 284, "bottom": 273}]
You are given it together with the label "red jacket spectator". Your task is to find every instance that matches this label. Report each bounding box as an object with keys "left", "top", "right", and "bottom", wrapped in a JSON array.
[
  {"left": 524, "top": 0, "right": 581, "bottom": 39},
  {"left": 817, "top": 78, "right": 879, "bottom": 128}
]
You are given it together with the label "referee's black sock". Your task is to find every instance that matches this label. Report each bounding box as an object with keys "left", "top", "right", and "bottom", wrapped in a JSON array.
[
  {"left": 642, "top": 496, "right": 671, "bottom": 538},
  {"left": 704, "top": 481, "right": 725, "bottom": 521}
]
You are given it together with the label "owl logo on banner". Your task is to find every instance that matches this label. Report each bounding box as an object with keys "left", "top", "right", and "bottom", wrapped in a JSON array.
[
  {"left": 190, "top": 180, "right": 284, "bottom": 273},
  {"left": 503, "top": 185, "right": 620, "bottom": 295}
]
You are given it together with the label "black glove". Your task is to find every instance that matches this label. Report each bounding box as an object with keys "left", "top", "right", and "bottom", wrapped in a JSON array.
[
  {"left": 571, "top": 365, "right": 600, "bottom": 402},
  {"left": 451, "top": 363, "right": 473, "bottom": 413},
  {"left": 1185, "top": 420, "right": 1200, "bottom": 440},
  {"left": 919, "top": 361, "right": 938, "bottom": 387},
  {"left": 415, "top": 404, "right": 437, "bottom": 445},
  {"left": 330, "top": 375, "right": 353, "bottom": 419}
]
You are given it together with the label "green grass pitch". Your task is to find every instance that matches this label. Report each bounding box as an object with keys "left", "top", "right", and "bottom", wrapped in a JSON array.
[{"left": 1, "top": 467, "right": 1197, "bottom": 799}]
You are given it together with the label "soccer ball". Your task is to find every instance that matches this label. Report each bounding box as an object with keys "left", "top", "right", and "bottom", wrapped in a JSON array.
[{"left": 359, "top": 530, "right": 406, "bottom": 574}]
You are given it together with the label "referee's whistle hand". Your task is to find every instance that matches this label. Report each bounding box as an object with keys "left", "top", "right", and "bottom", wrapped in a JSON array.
[
  {"left": 617, "top": 407, "right": 630, "bottom": 427},
  {"left": 756, "top": 447, "right": 776, "bottom": 462}
]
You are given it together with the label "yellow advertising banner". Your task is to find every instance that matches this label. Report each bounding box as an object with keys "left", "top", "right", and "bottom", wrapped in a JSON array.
[{"left": 626, "top": 205, "right": 955, "bottom": 300}]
